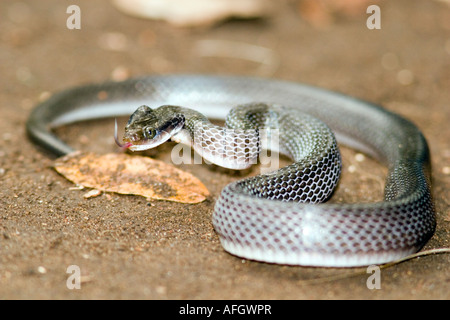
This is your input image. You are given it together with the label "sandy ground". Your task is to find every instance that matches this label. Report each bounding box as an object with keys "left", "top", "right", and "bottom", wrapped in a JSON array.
[{"left": 0, "top": 0, "right": 449, "bottom": 299}]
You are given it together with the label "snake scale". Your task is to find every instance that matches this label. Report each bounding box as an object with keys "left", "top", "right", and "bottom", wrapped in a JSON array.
[{"left": 26, "top": 75, "right": 435, "bottom": 267}]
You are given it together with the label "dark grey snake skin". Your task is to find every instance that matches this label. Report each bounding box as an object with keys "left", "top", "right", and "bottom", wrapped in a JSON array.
[{"left": 26, "top": 75, "right": 436, "bottom": 267}]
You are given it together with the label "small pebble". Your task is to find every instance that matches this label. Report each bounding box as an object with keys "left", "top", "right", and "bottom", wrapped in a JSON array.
[
  {"left": 355, "top": 153, "right": 365, "bottom": 162},
  {"left": 37, "top": 266, "right": 47, "bottom": 274},
  {"left": 84, "top": 189, "right": 102, "bottom": 199}
]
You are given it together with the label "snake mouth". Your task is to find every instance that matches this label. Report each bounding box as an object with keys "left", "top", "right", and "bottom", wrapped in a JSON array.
[
  {"left": 127, "top": 131, "right": 171, "bottom": 151},
  {"left": 114, "top": 119, "right": 173, "bottom": 151}
]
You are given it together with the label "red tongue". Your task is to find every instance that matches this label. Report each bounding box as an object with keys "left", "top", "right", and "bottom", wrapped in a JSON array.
[{"left": 114, "top": 119, "right": 132, "bottom": 149}]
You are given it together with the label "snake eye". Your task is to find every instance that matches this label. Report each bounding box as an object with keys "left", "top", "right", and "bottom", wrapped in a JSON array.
[{"left": 143, "top": 127, "right": 157, "bottom": 139}]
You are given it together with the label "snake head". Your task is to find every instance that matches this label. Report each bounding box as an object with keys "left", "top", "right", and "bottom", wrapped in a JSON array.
[{"left": 116, "top": 105, "right": 185, "bottom": 151}]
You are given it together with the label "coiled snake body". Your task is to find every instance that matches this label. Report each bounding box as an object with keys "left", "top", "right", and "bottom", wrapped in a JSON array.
[{"left": 26, "top": 75, "right": 435, "bottom": 267}]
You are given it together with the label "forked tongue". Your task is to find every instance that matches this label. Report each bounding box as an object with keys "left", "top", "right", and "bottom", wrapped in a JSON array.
[{"left": 114, "top": 119, "right": 133, "bottom": 150}]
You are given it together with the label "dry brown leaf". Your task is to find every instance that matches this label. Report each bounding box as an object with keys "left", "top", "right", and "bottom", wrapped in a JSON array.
[{"left": 54, "top": 152, "right": 209, "bottom": 204}]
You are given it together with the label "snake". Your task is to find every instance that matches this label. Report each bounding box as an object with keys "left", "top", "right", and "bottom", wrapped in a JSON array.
[{"left": 26, "top": 75, "right": 436, "bottom": 267}]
